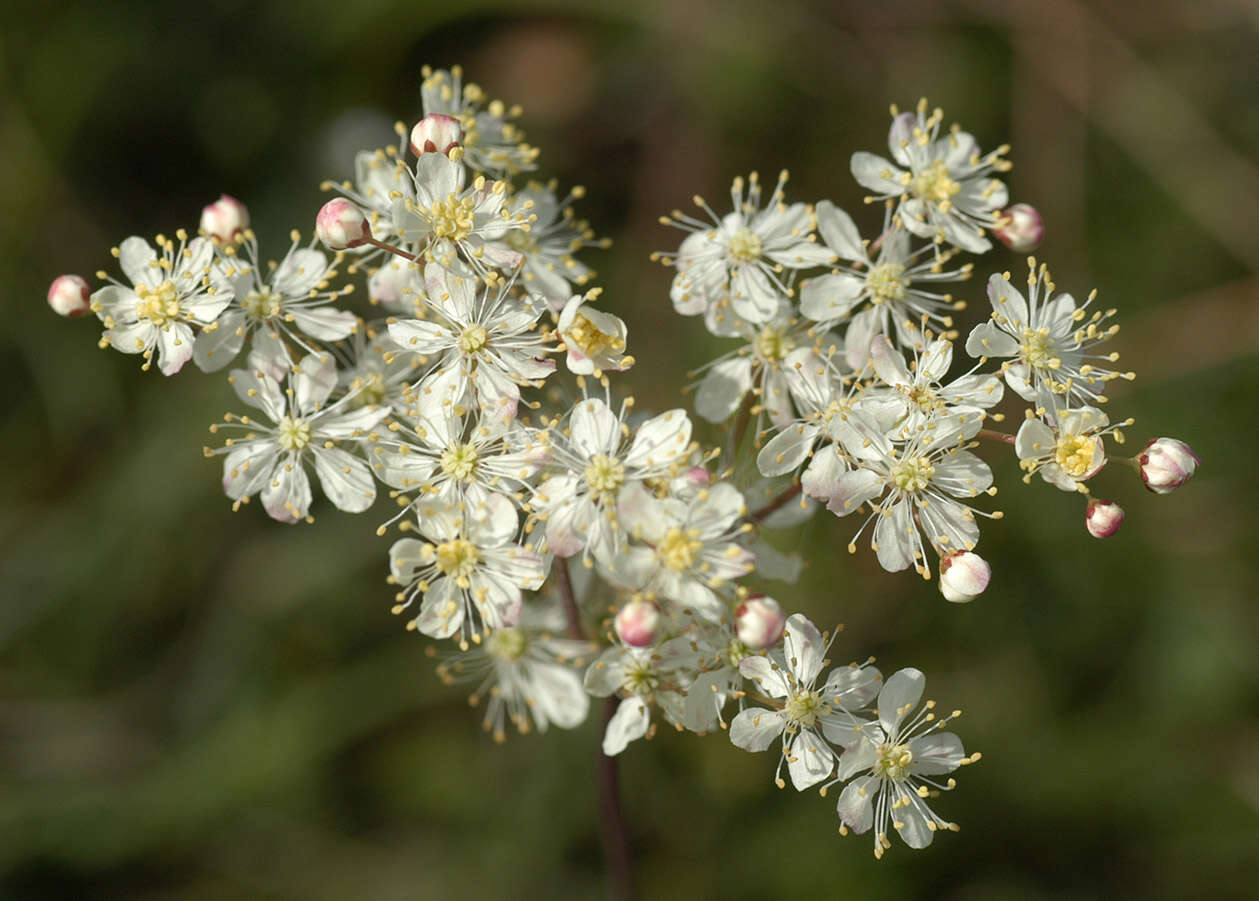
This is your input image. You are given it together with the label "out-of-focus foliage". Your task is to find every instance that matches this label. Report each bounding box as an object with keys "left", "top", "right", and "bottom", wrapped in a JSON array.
[{"left": 2, "top": 1, "right": 1256, "bottom": 898}]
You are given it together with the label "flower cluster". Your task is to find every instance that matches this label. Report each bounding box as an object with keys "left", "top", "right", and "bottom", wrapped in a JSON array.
[{"left": 50, "top": 75, "right": 1201, "bottom": 860}]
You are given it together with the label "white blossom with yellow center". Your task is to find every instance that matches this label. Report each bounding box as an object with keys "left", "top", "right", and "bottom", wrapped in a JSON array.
[
  {"left": 657, "top": 169, "right": 836, "bottom": 325},
  {"left": 967, "top": 262, "right": 1133, "bottom": 410},
  {"left": 388, "top": 493, "right": 546, "bottom": 646},
  {"left": 835, "top": 667, "right": 973, "bottom": 858},
  {"left": 1016, "top": 405, "right": 1117, "bottom": 493},
  {"left": 850, "top": 98, "right": 1010, "bottom": 253},
  {"left": 731, "top": 614, "right": 882, "bottom": 790},
  {"left": 92, "top": 232, "right": 235, "bottom": 375}
]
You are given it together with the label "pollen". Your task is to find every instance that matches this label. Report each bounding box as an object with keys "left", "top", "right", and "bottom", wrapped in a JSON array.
[
  {"left": 434, "top": 538, "right": 479, "bottom": 579},
  {"left": 910, "top": 160, "right": 962, "bottom": 205},
  {"left": 727, "top": 227, "right": 763, "bottom": 263},
  {"left": 427, "top": 193, "right": 478, "bottom": 243},
  {"left": 135, "top": 280, "right": 182, "bottom": 326},
  {"left": 584, "top": 454, "right": 625, "bottom": 494},
  {"left": 867, "top": 262, "right": 909, "bottom": 304},
  {"left": 277, "top": 415, "right": 312, "bottom": 451},
  {"left": 892, "top": 456, "right": 936, "bottom": 493},
  {"left": 657, "top": 527, "right": 702, "bottom": 572},
  {"left": 441, "top": 442, "right": 480, "bottom": 481}
]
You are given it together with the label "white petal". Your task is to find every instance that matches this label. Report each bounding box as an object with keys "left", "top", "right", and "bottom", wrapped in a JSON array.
[
  {"left": 815, "top": 200, "right": 866, "bottom": 260},
  {"left": 799, "top": 272, "right": 864, "bottom": 322},
  {"left": 877, "top": 667, "right": 925, "bottom": 738},
  {"left": 289, "top": 306, "right": 359, "bottom": 342},
  {"left": 756, "top": 424, "right": 818, "bottom": 477},
  {"left": 230, "top": 367, "right": 286, "bottom": 423},
  {"left": 850, "top": 152, "right": 905, "bottom": 195},
  {"left": 118, "top": 236, "right": 158, "bottom": 287},
  {"left": 783, "top": 613, "right": 825, "bottom": 684},
  {"left": 908, "top": 731, "right": 965, "bottom": 776},
  {"left": 261, "top": 456, "right": 312, "bottom": 523},
  {"left": 786, "top": 730, "right": 836, "bottom": 790},
  {"left": 602, "top": 697, "right": 650, "bottom": 756},
  {"left": 312, "top": 447, "right": 376, "bottom": 513},
  {"left": 694, "top": 357, "right": 753, "bottom": 423},
  {"left": 835, "top": 774, "right": 877, "bottom": 834},
  {"left": 729, "top": 707, "right": 786, "bottom": 752},
  {"left": 624, "top": 409, "right": 692, "bottom": 470},
  {"left": 293, "top": 353, "right": 338, "bottom": 412}
]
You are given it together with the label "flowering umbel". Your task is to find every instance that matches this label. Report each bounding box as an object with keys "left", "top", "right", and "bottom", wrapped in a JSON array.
[{"left": 51, "top": 73, "right": 1200, "bottom": 867}]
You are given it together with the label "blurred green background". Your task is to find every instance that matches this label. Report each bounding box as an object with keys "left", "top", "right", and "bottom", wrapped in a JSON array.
[{"left": 3, "top": 0, "right": 1257, "bottom": 898}]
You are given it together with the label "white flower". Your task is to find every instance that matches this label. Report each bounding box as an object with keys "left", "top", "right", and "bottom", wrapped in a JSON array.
[
  {"left": 388, "top": 266, "right": 555, "bottom": 420},
  {"left": 826, "top": 406, "right": 994, "bottom": 577},
  {"left": 656, "top": 170, "right": 835, "bottom": 325},
  {"left": 1015, "top": 406, "right": 1116, "bottom": 492},
  {"left": 730, "top": 614, "right": 880, "bottom": 790},
  {"left": 835, "top": 668, "right": 975, "bottom": 858},
  {"left": 530, "top": 396, "right": 695, "bottom": 563},
  {"left": 868, "top": 335, "right": 1003, "bottom": 437},
  {"left": 850, "top": 99, "right": 1010, "bottom": 253},
  {"left": 435, "top": 600, "right": 593, "bottom": 741},
  {"left": 583, "top": 637, "right": 699, "bottom": 756},
  {"left": 495, "top": 182, "right": 606, "bottom": 309},
  {"left": 965, "top": 263, "right": 1132, "bottom": 412},
  {"left": 420, "top": 65, "right": 539, "bottom": 177},
  {"left": 323, "top": 147, "right": 413, "bottom": 252},
  {"left": 92, "top": 232, "right": 234, "bottom": 375},
  {"left": 388, "top": 493, "right": 547, "bottom": 645},
  {"left": 210, "top": 353, "right": 390, "bottom": 522},
  {"left": 335, "top": 332, "right": 424, "bottom": 417},
  {"left": 802, "top": 206, "right": 972, "bottom": 369},
  {"left": 691, "top": 311, "right": 822, "bottom": 427},
  {"left": 372, "top": 404, "right": 545, "bottom": 512},
  {"left": 557, "top": 291, "right": 632, "bottom": 375},
  {"left": 193, "top": 233, "right": 359, "bottom": 373},
  {"left": 603, "top": 481, "right": 755, "bottom": 622},
  {"left": 391, "top": 153, "right": 528, "bottom": 274}
]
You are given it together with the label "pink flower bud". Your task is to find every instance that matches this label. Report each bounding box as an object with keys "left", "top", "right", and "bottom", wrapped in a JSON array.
[
  {"left": 410, "top": 114, "right": 464, "bottom": 157},
  {"left": 614, "top": 600, "right": 661, "bottom": 648},
  {"left": 735, "top": 595, "right": 786, "bottom": 650},
  {"left": 47, "top": 274, "right": 91, "bottom": 318},
  {"left": 1138, "top": 438, "right": 1200, "bottom": 494},
  {"left": 938, "top": 551, "right": 990, "bottom": 603},
  {"left": 199, "top": 194, "right": 250, "bottom": 242},
  {"left": 684, "top": 466, "right": 713, "bottom": 487},
  {"left": 1085, "top": 499, "right": 1124, "bottom": 538},
  {"left": 994, "top": 203, "right": 1044, "bottom": 253},
  {"left": 315, "top": 199, "right": 372, "bottom": 251}
]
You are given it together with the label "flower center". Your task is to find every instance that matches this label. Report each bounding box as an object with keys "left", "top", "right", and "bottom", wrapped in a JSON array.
[
  {"left": 565, "top": 313, "right": 620, "bottom": 359},
  {"left": 727, "top": 227, "right": 763, "bottom": 263},
  {"left": 427, "top": 193, "right": 477, "bottom": 243},
  {"left": 355, "top": 371, "right": 387, "bottom": 407},
  {"left": 1055, "top": 433, "right": 1099, "bottom": 478},
  {"left": 904, "top": 384, "right": 938, "bottom": 412},
  {"left": 135, "top": 280, "right": 181, "bottom": 326},
  {"left": 657, "top": 527, "right": 702, "bottom": 572},
  {"left": 434, "top": 538, "right": 479, "bottom": 580},
  {"left": 875, "top": 742, "right": 914, "bottom": 781},
  {"left": 506, "top": 229, "right": 539, "bottom": 255},
  {"left": 458, "top": 324, "right": 489, "bottom": 354},
  {"left": 754, "top": 326, "right": 795, "bottom": 361},
  {"left": 911, "top": 160, "right": 961, "bottom": 206},
  {"left": 868, "top": 262, "right": 908, "bottom": 304},
  {"left": 784, "top": 689, "right": 830, "bottom": 729},
  {"left": 725, "top": 639, "right": 749, "bottom": 669},
  {"left": 486, "top": 626, "right": 527, "bottom": 661},
  {"left": 584, "top": 454, "right": 625, "bottom": 494},
  {"left": 277, "top": 415, "right": 311, "bottom": 451},
  {"left": 243, "top": 288, "right": 282, "bottom": 321},
  {"left": 1021, "top": 328, "right": 1057, "bottom": 370},
  {"left": 623, "top": 659, "right": 658, "bottom": 696},
  {"left": 440, "top": 442, "right": 479, "bottom": 481},
  {"left": 891, "top": 456, "right": 935, "bottom": 493}
]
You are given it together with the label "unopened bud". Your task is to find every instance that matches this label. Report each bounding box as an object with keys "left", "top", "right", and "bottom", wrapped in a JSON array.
[
  {"left": 994, "top": 203, "right": 1044, "bottom": 253},
  {"left": 200, "top": 194, "right": 250, "bottom": 242},
  {"left": 47, "top": 275, "right": 91, "bottom": 318},
  {"left": 735, "top": 595, "right": 787, "bottom": 649},
  {"left": 315, "top": 199, "right": 372, "bottom": 251},
  {"left": 684, "top": 466, "right": 713, "bottom": 487},
  {"left": 410, "top": 114, "right": 463, "bottom": 157},
  {"left": 939, "top": 551, "right": 990, "bottom": 604},
  {"left": 1085, "top": 499, "right": 1124, "bottom": 538},
  {"left": 1138, "top": 438, "right": 1200, "bottom": 494},
  {"left": 614, "top": 600, "right": 661, "bottom": 648}
]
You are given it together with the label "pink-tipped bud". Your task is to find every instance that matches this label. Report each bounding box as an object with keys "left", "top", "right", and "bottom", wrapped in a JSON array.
[
  {"left": 410, "top": 114, "right": 464, "bottom": 157},
  {"left": 939, "top": 551, "right": 990, "bottom": 604},
  {"left": 614, "top": 600, "right": 661, "bottom": 648},
  {"left": 315, "top": 199, "right": 372, "bottom": 251},
  {"left": 735, "top": 595, "right": 787, "bottom": 650},
  {"left": 994, "top": 203, "right": 1044, "bottom": 253},
  {"left": 1085, "top": 499, "right": 1125, "bottom": 539},
  {"left": 200, "top": 194, "right": 250, "bottom": 242},
  {"left": 47, "top": 274, "right": 91, "bottom": 318},
  {"left": 1139, "top": 438, "right": 1200, "bottom": 494}
]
